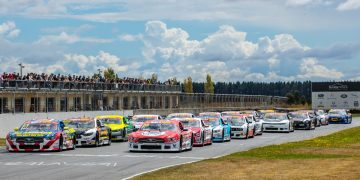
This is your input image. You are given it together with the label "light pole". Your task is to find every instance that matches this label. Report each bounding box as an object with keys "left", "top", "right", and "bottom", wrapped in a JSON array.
[{"left": 18, "top": 63, "right": 25, "bottom": 77}]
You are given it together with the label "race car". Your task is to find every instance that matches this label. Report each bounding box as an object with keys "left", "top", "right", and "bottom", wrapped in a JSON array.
[
  {"left": 64, "top": 117, "right": 111, "bottom": 146},
  {"left": 262, "top": 113, "right": 295, "bottom": 133},
  {"left": 128, "top": 120, "right": 193, "bottom": 152},
  {"left": 172, "top": 118, "right": 212, "bottom": 146},
  {"left": 166, "top": 113, "right": 195, "bottom": 120},
  {"left": 96, "top": 115, "right": 134, "bottom": 141},
  {"left": 223, "top": 115, "right": 255, "bottom": 139},
  {"left": 6, "top": 119, "right": 76, "bottom": 152},
  {"left": 199, "top": 112, "right": 222, "bottom": 118},
  {"left": 315, "top": 110, "right": 329, "bottom": 125},
  {"left": 201, "top": 117, "right": 231, "bottom": 142},
  {"left": 243, "top": 114, "right": 262, "bottom": 135},
  {"left": 327, "top": 109, "right": 352, "bottom": 124},
  {"left": 289, "top": 111, "right": 316, "bottom": 130},
  {"left": 132, "top": 115, "right": 162, "bottom": 131}
]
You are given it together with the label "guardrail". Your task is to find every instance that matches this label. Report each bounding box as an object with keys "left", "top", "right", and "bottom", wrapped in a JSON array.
[{"left": 0, "top": 80, "right": 182, "bottom": 92}]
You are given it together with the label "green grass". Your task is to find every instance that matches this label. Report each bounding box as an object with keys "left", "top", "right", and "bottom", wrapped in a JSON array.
[
  {"left": 228, "top": 126, "right": 360, "bottom": 159},
  {"left": 352, "top": 113, "right": 360, "bottom": 117},
  {"left": 134, "top": 126, "right": 360, "bottom": 179},
  {"left": 0, "top": 138, "right": 5, "bottom": 146}
]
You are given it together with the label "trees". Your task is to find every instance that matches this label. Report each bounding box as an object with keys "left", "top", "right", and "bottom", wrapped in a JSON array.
[
  {"left": 150, "top": 73, "right": 158, "bottom": 84},
  {"left": 204, "top": 74, "right": 214, "bottom": 94},
  {"left": 104, "top": 68, "right": 116, "bottom": 80},
  {"left": 183, "top": 76, "right": 193, "bottom": 93}
]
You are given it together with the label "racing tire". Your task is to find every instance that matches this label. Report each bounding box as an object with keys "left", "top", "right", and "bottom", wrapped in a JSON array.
[
  {"left": 221, "top": 130, "right": 225, "bottom": 142},
  {"left": 178, "top": 136, "right": 183, "bottom": 153},
  {"left": 189, "top": 135, "right": 193, "bottom": 151},
  {"left": 307, "top": 121, "right": 311, "bottom": 130},
  {"left": 209, "top": 132, "right": 213, "bottom": 145},
  {"left": 286, "top": 124, "right": 291, "bottom": 133},
  {"left": 94, "top": 134, "right": 100, "bottom": 147},
  {"left": 250, "top": 128, "right": 255, "bottom": 138},
  {"left": 71, "top": 137, "right": 76, "bottom": 150},
  {"left": 105, "top": 134, "right": 112, "bottom": 146},
  {"left": 258, "top": 125, "right": 263, "bottom": 135},
  {"left": 245, "top": 129, "right": 249, "bottom": 139},
  {"left": 57, "top": 136, "right": 63, "bottom": 152},
  {"left": 122, "top": 130, "right": 127, "bottom": 142},
  {"left": 201, "top": 133, "right": 205, "bottom": 146}
]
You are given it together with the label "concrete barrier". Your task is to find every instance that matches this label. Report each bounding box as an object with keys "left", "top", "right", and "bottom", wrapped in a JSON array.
[{"left": 0, "top": 110, "right": 133, "bottom": 137}]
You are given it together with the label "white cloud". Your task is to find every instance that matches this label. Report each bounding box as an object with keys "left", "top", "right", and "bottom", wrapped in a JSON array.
[
  {"left": 0, "top": 21, "right": 20, "bottom": 38},
  {"left": 119, "top": 34, "right": 142, "bottom": 42},
  {"left": 0, "top": 0, "right": 358, "bottom": 31},
  {"left": 337, "top": 0, "right": 360, "bottom": 11},
  {"left": 37, "top": 32, "right": 113, "bottom": 44},
  {"left": 298, "top": 58, "right": 344, "bottom": 79}
]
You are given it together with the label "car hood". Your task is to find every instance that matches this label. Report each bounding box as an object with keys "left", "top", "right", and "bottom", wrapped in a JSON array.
[
  {"left": 133, "top": 122, "right": 144, "bottom": 128},
  {"left": 131, "top": 130, "right": 178, "bottom": 138},
  {"left": 292, "top": 118, "right": 307, "bottom": 122},
  {"left": 11, "top": 130, "right": 56, "bottom": 138},
  {"left": 105, "top": 124, "right": 124, "bottom": 130}
]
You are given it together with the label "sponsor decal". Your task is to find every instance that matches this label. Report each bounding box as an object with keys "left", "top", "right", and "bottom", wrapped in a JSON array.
[
  {"left": 317, "top": 94, "right": 324, "bottom": 98},
  {"left": 329, "top": 83, "right": 348, "bottom": 91},
  {"left": 142, "top": 131, "right": 165, "bottom": 136},
  {"left": 340, "top": 94, "right": 348, "bottom": 98},
  {"left": 15, "top": 132, "right": 52, "bottom": 137}
]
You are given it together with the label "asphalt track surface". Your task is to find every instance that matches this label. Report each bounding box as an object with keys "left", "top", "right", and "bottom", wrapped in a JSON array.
[{"left": 1, "top": 119, "right": 359, "bottom": 180}]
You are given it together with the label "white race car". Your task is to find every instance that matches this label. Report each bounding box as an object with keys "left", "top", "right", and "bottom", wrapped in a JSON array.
[
  {"left": 132, "top": 115, "right": 162, "bottom": 130},
  {"left": 262, "top": 113, "right": 294, "bottom": 133},
  {"left": 244, "top": 114, "right": 263, "bottom": 135},
  {"left": 224, "top": 115, "right": 255, "bottom": 139}
]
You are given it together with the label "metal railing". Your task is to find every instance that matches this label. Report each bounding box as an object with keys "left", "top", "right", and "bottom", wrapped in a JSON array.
[{"left": 0, "top": 80, "right": 182, "bottom": 92}]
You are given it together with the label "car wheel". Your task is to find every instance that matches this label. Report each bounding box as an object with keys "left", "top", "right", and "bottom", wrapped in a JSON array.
[
  {"left": 209, "top": 132, "right": 213, "bottom": 145},
  {"left": 189, "top": 135, "right": 193, "bottom": 151},
  {"left": 178, "top": 136, "right": 183, "bottom": 152},
  {"left": 201, "top": 133, "right": 205, "bottom": 146},
  {"left": 122, "top": 130, "right": 127, "bottom": 142},
  {"left": 106, "top": 134, "right": 112, "bottom": 146},
  {"left": 259, "top": 125, "right": 263, "bottom": 135},
  {"left": 71, "top": 137, "right": 76, "bottom": 150},
  {"left": 95, "top": 134, "right": 100, "bottom": 147},
  {"left": 245, "top": 129, "right": 249, "bottom": 139},
  {"left": 221, "top": 130, "right": 225, "bottom": 142},
  {"left": 57, "top": 136, "right": 63, "bottom": 152}
]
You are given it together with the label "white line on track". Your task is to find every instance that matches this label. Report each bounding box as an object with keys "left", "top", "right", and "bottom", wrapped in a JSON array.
[{"left": 38, "top": 153, "right": 205, "bottom": 160}]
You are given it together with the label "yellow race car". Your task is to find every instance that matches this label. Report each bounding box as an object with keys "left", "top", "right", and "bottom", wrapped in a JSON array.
[{"left": 95, "top": 115, "right": 134, "bottom": 141}]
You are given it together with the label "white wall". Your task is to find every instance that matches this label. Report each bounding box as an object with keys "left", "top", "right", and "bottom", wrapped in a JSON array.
[{"left": 0, "top": 110, "right": 133, "bottom": 137}]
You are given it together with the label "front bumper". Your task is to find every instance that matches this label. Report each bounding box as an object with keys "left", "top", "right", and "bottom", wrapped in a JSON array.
[
  {"left": 231, "top": 130, "right": 247, "bottom": 138},
  {"left": 111, "top": 130, "right": 125, "bottom": 140},
  {"left": 129, "top": 141, "right": 180, "bottom": 152},
  {"left": 328, "top": 117, "right": 347, "bottom": 123},
  {"left": 75, "top": 134, "right": 96, "bottom": 146},
  {"left": 263, "top": 123, "right": 289, "bottom": 132},
  {"left": 294, "top": 121, "right": 310, "bottom": 129},
  {"left": 6, "top": 138, "right": 60, "bottom": 152}
]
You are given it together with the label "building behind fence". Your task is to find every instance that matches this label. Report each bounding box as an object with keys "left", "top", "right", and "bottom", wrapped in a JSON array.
[{"left": 0, "top": 80, "right": 287, "bottom": 115}]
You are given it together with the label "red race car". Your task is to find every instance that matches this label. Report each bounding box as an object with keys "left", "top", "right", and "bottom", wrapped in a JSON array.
[
  {"left": 172, "top": 118, "right": 212, "bottom": 146},
  {"left": 128, "top": 120, "right": 193, "bottom": 152}
]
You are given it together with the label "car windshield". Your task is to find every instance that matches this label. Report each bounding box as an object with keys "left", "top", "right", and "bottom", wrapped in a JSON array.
[
  {"left": 289, "top": 113, "right": 307, "bottom": 119},
  {"left": 316, "top": 111, "right": 324, "bottom": 115},
  {"left": 133, "top": 116, "right": 157, "bottom": 122},
  {"left": 264, "top": 114, "right": 287, "bottom": 121},
  {"left": 67, "top": 121, "right": 95, "bottom": 129},
  {"left": 20, "top": 123, "right": 58, "bottom": 131},
  {"left": 227, "top": 117, "right": 246, "bottom": 126},
  {"left": 181, "top": 120, "right": 200, "bottom": 128},
  {"left": 329, "top": 111, "right": 344, "bottom": 115},
  {"left": 141, "top": 123, "right": 177, "bottom": 131},
  {"left": 199, "top": 113, "right": 220, "bottom": 118},
  {"left": 99, "top": 118, "right": 122, "bottom": 124},
  {"left": 206, "top": 119, "right": 220, "bottom": 126},
  {"left": 167, "top": 114, "right": 192, "bottom": 119}
]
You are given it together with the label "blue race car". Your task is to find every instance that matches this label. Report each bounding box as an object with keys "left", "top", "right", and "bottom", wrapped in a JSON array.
[
  {"left": 327, "top": 109, "right": 352, "bottom": 124},
  {"left": 6, "top": 119, "right": 76, "bottom": 152},
  {"left": 200, "top": 117, "right": 231, "bottom": 142}
]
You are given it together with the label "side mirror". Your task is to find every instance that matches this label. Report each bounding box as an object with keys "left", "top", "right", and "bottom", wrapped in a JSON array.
[
  {"left": 14, "top": 127, "right": 19, "bottom": 131},
  {"left": 64, "top": 127, "right": 69, "bottom": 130}
]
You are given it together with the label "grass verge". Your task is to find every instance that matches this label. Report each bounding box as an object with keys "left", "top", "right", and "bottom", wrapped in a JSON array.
[
  {"left": 134, "top": 126, "right": 360, "bottom": 180},
  {"left": 0, "top": 138, "right": 5, "bottom": 146},
  {"left": 352, "top": 113, "right": 360, "bottom": 118}
]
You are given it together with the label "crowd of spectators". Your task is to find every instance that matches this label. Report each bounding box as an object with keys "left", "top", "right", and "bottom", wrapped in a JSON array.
[{"left": 0, "top": 72, "right": 180, "bottom": 86}]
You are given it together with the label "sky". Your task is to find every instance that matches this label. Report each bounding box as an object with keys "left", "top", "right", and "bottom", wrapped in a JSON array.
[{"left": 1, "top": 0, "right": 360, "bottom": 82}]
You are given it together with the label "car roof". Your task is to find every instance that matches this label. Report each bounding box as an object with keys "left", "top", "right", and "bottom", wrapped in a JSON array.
[{"left": 96, "top": 115, "right": 124, "bottom": 119}]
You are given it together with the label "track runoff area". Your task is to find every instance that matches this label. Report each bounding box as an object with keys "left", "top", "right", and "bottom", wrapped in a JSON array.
[{"left": 0, "top": 116, "right": 359, "bottom": 180}]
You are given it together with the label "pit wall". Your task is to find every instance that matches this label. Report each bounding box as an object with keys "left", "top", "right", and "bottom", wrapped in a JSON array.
[{"left": 0, "top": 110, "right": 133, "bottom": 137}]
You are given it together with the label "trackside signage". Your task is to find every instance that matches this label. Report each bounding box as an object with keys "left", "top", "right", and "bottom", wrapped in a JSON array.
[
  {"left": 312, "top": 81, "right": 360, "bottom": 110},
  {"left": 312, "top": 82, "right": 360, "bottom": 92}
]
